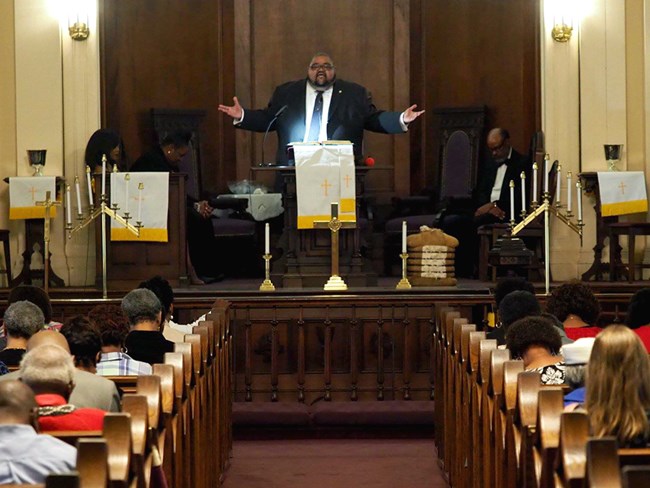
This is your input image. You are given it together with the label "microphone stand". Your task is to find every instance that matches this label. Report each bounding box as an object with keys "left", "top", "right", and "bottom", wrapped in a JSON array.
[{"left": 260, "top": 105, "right": 288, "bottom": 166}]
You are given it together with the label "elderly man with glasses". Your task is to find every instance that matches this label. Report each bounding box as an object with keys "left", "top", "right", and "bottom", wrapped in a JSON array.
[{"left": 219, "top": 52, "right": 424, "bottom": 165}]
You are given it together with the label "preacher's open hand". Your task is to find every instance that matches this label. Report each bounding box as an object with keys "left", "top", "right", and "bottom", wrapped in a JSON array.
[
  {"left": 218, "top": 96, "right": 243, "bottom": 120},
  {"left": 403, "top": 104, "right": 425, "bottom": 124}
]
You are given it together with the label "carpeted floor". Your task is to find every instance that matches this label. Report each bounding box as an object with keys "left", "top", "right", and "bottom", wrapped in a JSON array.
[{"left": 221, "top": 438, "right": 446, "bottom": 488}]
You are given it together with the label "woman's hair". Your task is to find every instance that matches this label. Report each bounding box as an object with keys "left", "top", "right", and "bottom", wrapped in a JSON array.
[
  {"left": 505, "top": 315, "right": 562, "bottom": 360},
  {"left": 626, "top": 288, "right": 650, "bottom": 329},
  {"left": 84, "top": 129, "right": 125, "bottom": 172},
  {"left": 546, "top": 280, "right": 600, "bottom": 324},
  {"left": 159, "top": 131, "right": 191, "bottom": 149},
  {"left": 88, "top": 304, "right": 130, "bottom": 348},
  {"left": 60, "top": 316, "right": 101, "bottom": 369},
  {"left": 586, "top": 325, "right": 650, "bottom": 445},
  {"left": 498, "top": 290, "right": 541, "bottom": 328}
]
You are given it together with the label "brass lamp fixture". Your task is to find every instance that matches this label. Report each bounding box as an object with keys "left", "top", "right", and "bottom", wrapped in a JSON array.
[
  {"left": 68, "top": 18, "right": 89, "bottom": 41},
  {"left": 551, "top": 20, "right": 573, "bottom": 42}
]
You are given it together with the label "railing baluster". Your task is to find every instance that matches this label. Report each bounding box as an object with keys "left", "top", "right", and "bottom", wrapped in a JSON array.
[
  {"left": 297, "top": 307, "right": 305, "bottom": 403},
  {"left": 402, "top": 304, "right": 411, "bottom": 400},
  {"left": 350, "top": 306, "right": 359, "bottom": 401},
  {"left": 377, "top": 306, "right": 385, "bottom": 401},
  {"left": 270, "top": 306, "right": 279, "bottom": 402},
  {"left": 244, "top": 307, "right": 252, "bottom": 402},
  {"left": 324, "top": 306, "right": 332, "bottom": 401}
]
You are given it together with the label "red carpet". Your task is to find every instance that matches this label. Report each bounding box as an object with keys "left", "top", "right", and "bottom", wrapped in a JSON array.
[{"left": 221, "top": 438, "right": 446, "bottom": 488}]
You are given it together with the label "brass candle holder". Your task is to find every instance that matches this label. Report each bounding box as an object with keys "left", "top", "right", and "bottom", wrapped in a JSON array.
[
  {"left": 396, "top": 252, "right": 411, "bottom": 289},
  {"left": 259, "top": 254, "right": 275, "bottom": 291}
]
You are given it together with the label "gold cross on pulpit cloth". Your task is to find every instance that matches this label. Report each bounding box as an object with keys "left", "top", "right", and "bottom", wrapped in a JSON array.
[
  {"left": 597, "top": 171, "right": 648, "bottom": 217},
  {"left": 292, "top": 142, "right": 356, "bottom": 229},
  {"left": 9, "top": 176, "right": 58, "bottom": 220}
]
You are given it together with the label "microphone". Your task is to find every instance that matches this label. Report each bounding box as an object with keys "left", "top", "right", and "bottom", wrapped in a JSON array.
[{"left": 260, "top": 105, "right": 288, "bottom": 166}]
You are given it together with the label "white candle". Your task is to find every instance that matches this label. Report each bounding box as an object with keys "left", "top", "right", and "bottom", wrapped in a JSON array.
[
  {"left": 556, "top": 164, "right": 562, "bottom": 203},
  {"left": 65, "top": 184, "right": 72, "bottom": 225},
  {"left": 137, "top": 183, "right": 144, "bottom": 222},
  {"left": 543, "top": 155, "right": 549, "bottom": 195},
  {"left": 577, "top": 181, "right": 583, "bottom": 221},
  {"left": 265, "top": 223, "right": 270, "bottom": 255},
  {"left": 101, "top": 154, "right": 107, "bottom": 198},
  {"left": 124, "top": 174, "right": 130, "bottom": 214},
  {"left": 567, "top": 172, "right": 572, "bottom": 212},
  {"left": 520, "top": 171, "right": 526, "bottom": 215},
  {"left": 74, "top": 175, "right": 82, "bottom": 215},
  {"left": 86, "top": 166, "right": 94, "bottom": 207},
  {"left": 509, "top": 180, "right": 515, "bottom": 221},
  {"left": 402, "top": 220, "right": 407, "bottom": 253},
  {"left": 532, "top": 162, "right": 538, "bottom": 203}
]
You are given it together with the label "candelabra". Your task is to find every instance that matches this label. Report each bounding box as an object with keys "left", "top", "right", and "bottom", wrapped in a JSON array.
[
  {"left": 66, "top": 156, "right": 141, "bottom": 298},
  {"left": 510, "top": 154, "right": 584, "bottom": 295}
]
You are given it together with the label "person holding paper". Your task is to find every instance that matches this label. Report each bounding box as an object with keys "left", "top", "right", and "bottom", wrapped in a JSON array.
[
  {"left": 131, "top": 131, "right": 223, "bottom": 284},
  {"left": 218, "top": 52, "right": 425, "bottom": 165},
  {"left": 438, "top": 128, "right": 530, "bottom": 278}
]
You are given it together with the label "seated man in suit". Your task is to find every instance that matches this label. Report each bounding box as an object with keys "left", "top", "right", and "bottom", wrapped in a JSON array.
[
  {"left": 218, "top": 52, "right": 424, "bottom": 165},
  {"left": 439, "top": 128, "right": 530, "bottom": 277}
]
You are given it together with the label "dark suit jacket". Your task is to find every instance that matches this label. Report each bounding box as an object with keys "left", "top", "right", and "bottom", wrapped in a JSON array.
[
  {"left": 239, "top": 78, "right": 404, "bottom": 164},
  {"left": 473, "top": 148, "right": 530, "bottom": 223}
]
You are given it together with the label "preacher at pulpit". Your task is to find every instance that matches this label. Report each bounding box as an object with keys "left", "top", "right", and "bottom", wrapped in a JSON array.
[{"left": 218, "top": 52, "right": 425, "bottom": 164}]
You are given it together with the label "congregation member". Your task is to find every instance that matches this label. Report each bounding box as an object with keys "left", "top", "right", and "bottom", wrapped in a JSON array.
[
  {"left": 546, "top": 281, "right": 602, "bottom": 340},
  {"left": 0, "top": 380, "right": 77, "bottom": 484},
  {"left": 20, "top": 344, "right": 106, "bottom": 432},
  {"left": 7, "top": 284, "right": 62, "bottom": 331},
  {"left": 140, "top": 275, "right": 207, "bottom": 343},
  {"left": 505, "top": 315, "right": 565, "bottom": 385},
  {"left": 0, "top": 330, "right": 120, "bottom": 412},
  {"left": 561, "top": 337, "right": 596, "bottom": 405},
  {"left": 624, "top": 287, "right": 650, "bottom": 352},
  {"left": 84, "top": 128, "right": 126, "bottom": 173},
  {"left": 60, "top": 316, "right": 103, "bottom": 374},
  {"left": 0, "top": 300, "right": 45, "bottom": 367},
  {"left": 89, "top": 304, "right": 152, "bottom": 376},
  {"left": 487, "top": 290, "right": 541, "bottom": 345},
  {"left": 122, "top": 288, "right": 175, "bottom": 365},
  {"left": 584, "top": 325, "right": 650, "bottom": 447},
  {"left": 219, "top": 52, "right": 424, "bottom": 165}
]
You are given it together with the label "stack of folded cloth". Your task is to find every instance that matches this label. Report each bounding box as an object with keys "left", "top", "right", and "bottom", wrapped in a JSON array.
[{"left": 407, "top": 226, "right": 459, "bottom": 286}]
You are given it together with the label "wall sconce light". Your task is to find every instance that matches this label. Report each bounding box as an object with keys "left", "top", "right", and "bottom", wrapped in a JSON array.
[
  {"left": 68, "top": 15, "right": 90, "bottom": 41},
  {"left": 551, "top": 18, "right": 573, "bottom": 42}
]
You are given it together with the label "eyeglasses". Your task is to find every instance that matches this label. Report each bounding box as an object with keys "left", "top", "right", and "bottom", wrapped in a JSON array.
[
  {"left": 489, "top": 140, "right": 506, "bottom": 153},
  {"left": 309, "top": 63, "right": 334, "bottom": 71}
]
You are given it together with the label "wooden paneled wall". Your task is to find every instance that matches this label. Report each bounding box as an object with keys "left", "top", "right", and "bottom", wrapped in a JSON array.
[{"left": 100, "top": 0, "right": 539, "bottom": 201}]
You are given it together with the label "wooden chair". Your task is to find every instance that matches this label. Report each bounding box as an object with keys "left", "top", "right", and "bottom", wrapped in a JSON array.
[
  {"left": 76, "top": 438, "right": 109, "bottom": 488},
  {"left": 585, "top": 438, "right": 622, "bottom": 488}
]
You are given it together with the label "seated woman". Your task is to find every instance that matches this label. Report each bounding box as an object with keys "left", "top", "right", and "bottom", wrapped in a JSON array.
[
  {"left": 84, "top": 128, "right": 125, "bottom": 173},
  {"left": 585, "top": 325, "right": 650, "bottom": 447},
  {"left": 625, "top": 288, "right": 650, "bottom": 352},
  {"left": 546, "top": 281, "right": 602, "bottom": 340},
  {"left": 505, "top": 316, "right": 565, "bottom": 384}
]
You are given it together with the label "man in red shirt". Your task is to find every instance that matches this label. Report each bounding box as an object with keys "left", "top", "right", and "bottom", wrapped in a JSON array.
[{"left": 19, "top": 344, "right": 105, "bottom": 432}]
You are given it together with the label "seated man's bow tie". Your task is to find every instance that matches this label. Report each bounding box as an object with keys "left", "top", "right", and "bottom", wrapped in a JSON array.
[{"left": 497, "top": 159, "right": 509, "bottom": 167}]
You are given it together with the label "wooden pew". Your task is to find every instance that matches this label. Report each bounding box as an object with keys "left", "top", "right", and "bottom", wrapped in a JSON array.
[
  {"left": 555, "top": 412, "right": 589, "bottom": 488},
  {"left": 467, "top": 331, "right": 486, "bottom": 488},
  {"left": 585, "top": 437, "right": 622, "bottom": 488},
  {"left": 164, "top": 351, "right": 189, "bottom": 488},
  {"left": 121, "top": 394, "right": 150, "bottom": 488},
  {"left": 484, "top": 348, "right": 510, "bottom": 488},
  {"left": 622, "top": 465, "right": 650, "bottom": 487},
  {"left": 102, "top": 413, "right": 132, "bottom": 488},
  {"left": 501, "top": 360, "right": 524, "bottom": 488},
  {"left": 76, "top": 438, "right": 109, "bottom": 488},
  {"left": 477, "top": 338, "right": 497, "bottom": 487},
  {"left": 152, "top": 363, "right": 175, "bottom": 486},
  {"left": 533, "top": 388, "right": 564, "bottom": 488}
]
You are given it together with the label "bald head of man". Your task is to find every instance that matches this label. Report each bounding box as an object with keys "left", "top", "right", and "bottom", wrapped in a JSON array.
[
  {"left": 0, "top": 380, "right": 38, "bottom": 425},
  {"left": 26, "top": 330, "right": 70, "bottom": 353}
]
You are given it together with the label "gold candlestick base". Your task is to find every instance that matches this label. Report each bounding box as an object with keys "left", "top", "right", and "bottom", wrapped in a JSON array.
[
  {"left": 396, "top": 252, "right": 411, "bottom": 289},
  {"left": 259, "top": 254, "right": 275, "bottom": 291},
  {"left": 324, "top": 275, "right": 348, "bottom": 291}
]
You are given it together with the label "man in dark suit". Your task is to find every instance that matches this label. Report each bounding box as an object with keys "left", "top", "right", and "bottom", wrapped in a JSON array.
[
  {"left": 439, "top": 128, "right": 530, "bottom": 277},
  {"left": 218, "top": 52, "right": 424, "bottom": 164}
]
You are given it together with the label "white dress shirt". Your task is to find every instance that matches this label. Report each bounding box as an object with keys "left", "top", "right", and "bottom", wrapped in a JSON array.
[{"left": 490, "top": 147, "right": 513, "bottom": 202}]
